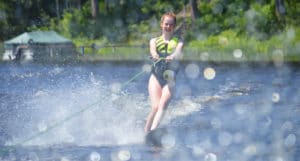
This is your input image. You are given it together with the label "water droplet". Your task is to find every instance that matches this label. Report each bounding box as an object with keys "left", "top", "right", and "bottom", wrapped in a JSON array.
[
  {"left": 118, "top": 150, "right": 131, "bottom": 161},
  {"left": 90, "top": 152, "right": 101, "bottom": 161},
  {"left": 284, "top": 134, "right": 296, "bottom": 147},
  {"left": 204, "top": 153, "right": 217, "bottom": 161},
  {"left": 203, "top": 67, "right": 216, "bottom": 80},
  {"left": 218, "top": 131, "right": 233, "bottom": 146},
  {"left": 185, "top": 63, "right": 200, "bottom": 79},
  {"left": 272, "top": 92, "right": 280, "bottom": 103},
  {"left": 161, "top": 134, "right": 176, "bottom": 149},
  {"left": 233, "top": 49, "right": 243, "bottom": 59}
]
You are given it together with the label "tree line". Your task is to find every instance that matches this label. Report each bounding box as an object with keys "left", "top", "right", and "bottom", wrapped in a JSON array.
[{"left": 0, "top": 0, "right": 299, "bottom": 43}]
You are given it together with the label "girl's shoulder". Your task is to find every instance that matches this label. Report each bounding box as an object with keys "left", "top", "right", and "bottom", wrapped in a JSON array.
[{"left": 150, "top": 36, "right": 161, "bottom": 43}]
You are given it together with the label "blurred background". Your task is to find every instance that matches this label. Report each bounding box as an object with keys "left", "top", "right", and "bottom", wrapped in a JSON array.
[{"left": 0, "top": 0, "right": 299, "bottom": 61}]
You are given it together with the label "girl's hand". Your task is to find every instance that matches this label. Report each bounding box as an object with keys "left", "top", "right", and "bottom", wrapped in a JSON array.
[
  {"left": 151, "top": 54, "right": 160, "bottom": 60},
  {"left": 165, "top": 55, "right": 175, "bottom": 62}
]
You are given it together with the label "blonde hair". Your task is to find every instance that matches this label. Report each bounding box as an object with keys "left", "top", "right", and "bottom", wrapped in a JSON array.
[{"left": 161, "top": 12, "right": 176, "bottom": 25}]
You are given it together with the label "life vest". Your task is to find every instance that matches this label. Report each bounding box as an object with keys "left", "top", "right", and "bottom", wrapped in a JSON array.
[{"left": 155, "top": 36, "right": 179, "bottom": 56}]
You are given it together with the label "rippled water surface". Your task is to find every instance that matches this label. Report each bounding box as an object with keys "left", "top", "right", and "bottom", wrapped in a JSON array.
[{"left": 0, "top": 61, "right": 299, "bottom": 161}]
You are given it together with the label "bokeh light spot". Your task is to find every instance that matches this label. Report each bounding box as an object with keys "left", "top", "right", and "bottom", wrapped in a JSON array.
[
  {"left": 118, "top": 149, "right": 131, "bottom": 161},
  {"left": 233, "top": 49, "right": 243, "bottom": 59},
  {"left": 90, "top": 151, "right": 101, "bottom": 161},
  {"left": 203, "top": 67, "right": 216, "bottom": 80},
  {"left": 142, "top": 64, "right": 151, "bottom": 73},
  {"left": 211, "top": 117, "right": 222, "bottom": 129},
  {"left": 110, "top": 83, "right": 122, "bottom": 93},
  {"left": 272, "top": 92, "right": 280, "bottom": 103},
  {"left": 27, "top": 152, "right": 39, "bottom": 161},
  {"left": 243, "top": 144, "right": 257, "bottom": 156},
  {"left": 218, "top": 131, "right": 233, "bottom": 146},
  {"left": 192, "top": 145, "right": 205, "bottom": 157},
  {"left": 218, "top": 37, "right": 228, "bottom": 46},
  {"left": 185, "top": 63, "right": 200, "bottom": 79},
  {"left": 272, "top": 49, "right": 284, "bottom": 67},
  {"left": 38, "top": 122, "right": 47, "bottom": 132},
  {"left": 161, "top": 134, "right": 176, "bottom": 149},
  {"left": 281, "top": 121, "right": 293, "bottom": 131},
  {"left": 200, "top": 52, "right": 210, "bottom": 61},
  {"left": 163, "top": 70, "right": 175, "bottom": 82},
  {"left": 204, "top": 153, "right": 217, "bottom": 161},
  {"left": 233, "top": 132, "right": 244, "bottom": 144},
  {"left": 286, "top": 27, "right": 295, "bottom": 40},
  {"left": 284, "top": 134, "right": 296, "bottom": 147},
  {"left": 212, "top": 3, "right": 223, "bottom": 14},
  {"left": 61, "top": 157, "right": 70, "bottom": 161}
]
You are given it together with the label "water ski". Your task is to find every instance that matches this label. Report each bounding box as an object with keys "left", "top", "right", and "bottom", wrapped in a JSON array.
[{"left": 145, "top": 126, "right": 177, "bottom": 147}]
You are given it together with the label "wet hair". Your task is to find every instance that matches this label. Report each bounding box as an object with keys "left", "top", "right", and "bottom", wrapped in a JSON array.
[{"left": 161, "top": 12, "right": 176, "bottom": 25}]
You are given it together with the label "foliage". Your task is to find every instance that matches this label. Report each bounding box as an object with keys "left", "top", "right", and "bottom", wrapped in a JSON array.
[
  {"left": 186, "top": 26, "right": 300, "bottom": 61},
  {"left": 0, "top": 0, "right": 300, "bottom": 61}
]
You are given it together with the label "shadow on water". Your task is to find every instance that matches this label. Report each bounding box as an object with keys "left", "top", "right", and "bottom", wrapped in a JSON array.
[{"left": 0, "top": 61, "right": 299, "bottom": 161}]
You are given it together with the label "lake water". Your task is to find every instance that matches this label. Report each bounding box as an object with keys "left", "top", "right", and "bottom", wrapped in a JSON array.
[{"left": 0, "top": 60, "right": 299, "bottom": 161}]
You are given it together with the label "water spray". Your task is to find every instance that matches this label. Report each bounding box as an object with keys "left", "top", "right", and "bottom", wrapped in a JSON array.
[{"left": 0, "top": 58, "right": 165, "bottom": 155}]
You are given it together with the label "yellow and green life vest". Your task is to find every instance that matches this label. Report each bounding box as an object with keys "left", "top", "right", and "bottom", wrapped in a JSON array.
[{"left": 155, "top": 36, "right": 179, "bottom": 55}]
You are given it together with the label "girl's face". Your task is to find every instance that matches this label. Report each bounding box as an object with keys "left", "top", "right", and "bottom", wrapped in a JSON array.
[{"left": 161, "top": 16, "right": 175, "bottom": 33}]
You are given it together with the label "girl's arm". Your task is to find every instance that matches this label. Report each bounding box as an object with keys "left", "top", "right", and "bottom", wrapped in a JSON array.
[
  {"left": 166, "top": 39, "right": 184, "bottom": 61},
  {"left": 149, "top": 38, "right": 160, "bottom": 60}
]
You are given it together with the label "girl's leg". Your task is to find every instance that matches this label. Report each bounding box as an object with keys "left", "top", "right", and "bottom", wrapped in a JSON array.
[
  {"left": 150, "top": 84, "right": 172, "bottom": 130},
  {"left": 144, "top": 75, "right": 162, "bottom": 132}
]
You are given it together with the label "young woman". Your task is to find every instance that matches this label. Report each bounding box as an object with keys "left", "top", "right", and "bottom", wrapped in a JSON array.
[{"left": 144, "top": 12, "right": 184, "bottom": 132}]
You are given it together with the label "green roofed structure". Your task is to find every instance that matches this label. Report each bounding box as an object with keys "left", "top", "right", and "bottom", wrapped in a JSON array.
[{"left": 3, "top": 30, "right": 76, "bottom": 61}]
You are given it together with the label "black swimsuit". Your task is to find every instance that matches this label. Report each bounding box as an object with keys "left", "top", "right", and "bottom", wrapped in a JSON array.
[{"left": 151, "top": 53, "right": 179, "bottom": 87}]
